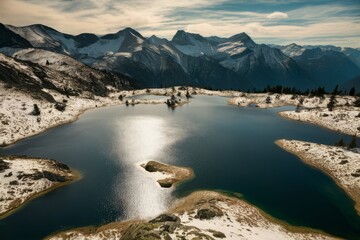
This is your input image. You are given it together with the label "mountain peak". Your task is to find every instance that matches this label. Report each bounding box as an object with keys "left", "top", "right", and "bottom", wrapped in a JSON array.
[
  {"left": 172, "top": 30, "right": 208, "bottom": 46},
  {"left": 100, "top": 27, "right": 143, "bottom": 41},
  {"left": 172, "top": 30, "right": 190, "bottom": 45},
  {"left": 228, "top": 32, "right": 255, "bottom": 46},
  {"left": 148, "top": 35, "right": 168, "bottom": 45},
  {"left": 0, "top": 23, "right": 33, "bottom": 48}
]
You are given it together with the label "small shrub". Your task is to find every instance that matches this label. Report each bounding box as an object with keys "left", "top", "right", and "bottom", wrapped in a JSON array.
[{"left": 32, "top": 104, "right": 41, "bottom": 116}]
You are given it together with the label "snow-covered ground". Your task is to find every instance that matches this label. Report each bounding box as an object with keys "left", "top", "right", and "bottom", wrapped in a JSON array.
[
  {"left": 276, "top": 139, "right": 360, "bottom": 214},
  {"left": 170, "top": 191, "right": 337, "bottom": 240},
  {"left": 2, "top": 84, "right": 358, "bottom": 146},
  {"left": 229, "top": 93, "right": 360, "bottom": 135},
  {"left": 279, "top": 109, "right": 360, "bottom": 136},
  {"left": 0, "top": 86, "right": 235, "bottom": 147},
  {"left": 0, "top": 156, "right": 76, "bottom": 217},
  {"left": 48, "top": 191, "right": 337, "bottom": 240},
  {"left": 0, "top": 84, "right": 112, "bottom": 146},
  {"left": 0, "top": 85, "right": 194, "bottom": 146}
]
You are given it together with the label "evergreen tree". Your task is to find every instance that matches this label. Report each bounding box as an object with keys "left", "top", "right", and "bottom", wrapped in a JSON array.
[
  {"left": 349, "top": 87, "right": 355, "bottom": 96},
  {"left": 332, "top": 85, "right": 340, "bottom": 95},
  {"left": 32, "top": 104, "right": 40, "bottom": 116},
  {"left": 327, "top": 94, "right": 337, "bottom": 111},
  {"left": 266, "top": 96, "right": 271, "bottom": 104},
  {"left": 335, "top": 138, "right": 345, "bottom": 147},
  {"left": 348, "top": 135, "right": 357, "bottom": 149},
  {"left": 354, "top": 97, "right": 360, "bottom": 107}
]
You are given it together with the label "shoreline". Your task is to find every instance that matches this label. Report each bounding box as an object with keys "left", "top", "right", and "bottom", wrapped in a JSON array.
[
  {"left": 0, "top": 170, "right": 81, "bottom": 220},
  {"left": 275, "top": 139, "right": 360, "bottom": 215},
  {"left": 228, "top": 93, "right": 359, "bottom": 136},
  {"left": 278, "top": 110, "right": 360, "bottom": 136},
  {"left": 47, "top": 190, "right": 339, "bottom": 240},
  {"left": 277, "top": 111, "right": 358, "bottom": 137},
  {"left": 1, "top": 87, "right": 197, "bottom": 147},
  {"left": 1, "top": 87, "right": 358, "bottom": 238},
  {"left": 0, "top": 155, "right": 83, "bottom": 220},
  {"left": 3, "top": 88, "right": 358, "bottom": 147}
]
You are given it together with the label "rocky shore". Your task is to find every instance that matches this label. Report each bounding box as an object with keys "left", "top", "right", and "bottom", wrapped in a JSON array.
[
  {"left": 228, "top": 93, "right": 359, "bottom": 136},
  {"left": 47, "top": 161, "right": 339, "bottom": 240},
  {"left": 48, "top": 191, "right": 338, "bottom": 240},
  {"left": 276, "top": 139, "right": 360, "bottom": 215},
  {"left": 0, "top": 86, "right": 195, "bottom": 147},
  {"left": 0, "top": 156, "right": 77, "bottom": 218}
]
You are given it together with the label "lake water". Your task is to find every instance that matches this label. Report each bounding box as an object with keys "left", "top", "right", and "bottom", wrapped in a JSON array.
[{"left": 0, "top": 95, "right": 359, "bottom": 239}]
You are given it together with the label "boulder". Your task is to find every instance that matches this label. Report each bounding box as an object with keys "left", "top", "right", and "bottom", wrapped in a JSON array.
[
  {"left": 157, "top": 179, "right": 173, "bottom": 188},
  {"left": 196, "top": 205, "right": 223, "bottom": 220},
  {"left": 0, "top": 159, "right": 10, "bottom": 173},
  {"left": 150, "top": 214, "right": 180, "bottom": 224}
]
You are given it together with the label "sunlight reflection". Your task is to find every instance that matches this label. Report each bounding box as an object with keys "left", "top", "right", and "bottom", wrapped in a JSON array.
[{"left": 112, "top": 116, "right": 185, "bottom": 219}]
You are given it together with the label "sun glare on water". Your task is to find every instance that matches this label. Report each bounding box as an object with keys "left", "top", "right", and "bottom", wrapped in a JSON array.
[{"left": 111, "top": 115, "right": 185, "bottom": 219}]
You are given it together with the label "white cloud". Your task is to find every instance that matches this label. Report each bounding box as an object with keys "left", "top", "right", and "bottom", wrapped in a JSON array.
[
  {"left": 0, "top": 0, "right": 359, "bottom": 47},
  {"left": 266, "top": 11, "right": 288, "bottom": 19}
]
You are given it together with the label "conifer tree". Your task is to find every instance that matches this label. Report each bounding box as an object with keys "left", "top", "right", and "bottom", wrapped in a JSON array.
[{"left": 348, "top": 135, "right": 357, "bottom": 149}]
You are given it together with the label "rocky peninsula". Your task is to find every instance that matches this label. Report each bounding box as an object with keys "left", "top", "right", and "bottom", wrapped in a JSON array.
[
  {"left": 0, "top": 156, "right": 77, "bottom": 218},
  {"left": 276, "top": 139, "right": 360, "bottom": 215}
]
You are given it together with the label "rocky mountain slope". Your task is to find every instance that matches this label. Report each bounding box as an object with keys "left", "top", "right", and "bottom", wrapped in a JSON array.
[
  {"left": 0, "top": 50, "right": 132, "bottom": 99},
  {"left": 275, "top": 44, "right": 360, "bottom": 89},
  {"left": 172, "top": 31, "right": 314, "bottom": 89}
]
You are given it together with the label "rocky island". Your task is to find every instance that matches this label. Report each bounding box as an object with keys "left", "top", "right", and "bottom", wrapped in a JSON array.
[{"left": 141, "top": 161, "right": 194, "bottom": 188}]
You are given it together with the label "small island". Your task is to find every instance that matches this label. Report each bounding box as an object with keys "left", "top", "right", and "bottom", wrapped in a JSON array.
[
  {"left": 141, "top": 161, "right": 194, "bottom": 188},
  {"left": 0, "top": 156, "right": 77, "bottom": 218}
]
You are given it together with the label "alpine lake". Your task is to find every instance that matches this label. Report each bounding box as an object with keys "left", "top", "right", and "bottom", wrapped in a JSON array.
[{"left": 1, "top": 95, "right": 360, "bottom": 239}]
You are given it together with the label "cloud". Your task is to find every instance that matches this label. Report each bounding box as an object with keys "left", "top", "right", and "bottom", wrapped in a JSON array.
[
  {"left": 266, "top": 11, "right": 288, "bottom": 19},
  {"left": 0, "top": 0, "right": 359, "bottom": 47}
]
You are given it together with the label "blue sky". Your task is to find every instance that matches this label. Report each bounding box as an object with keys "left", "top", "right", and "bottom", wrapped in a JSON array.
[{"left": 0, "top": 0, "right": 359, "bottom": 47}]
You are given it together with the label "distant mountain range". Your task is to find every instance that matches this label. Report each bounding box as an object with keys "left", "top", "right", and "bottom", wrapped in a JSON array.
[{"left": 1, "top": 23, "right": 359, "bottom": 92}]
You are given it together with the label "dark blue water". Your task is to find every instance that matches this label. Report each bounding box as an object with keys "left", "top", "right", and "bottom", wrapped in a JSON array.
[{"left": 0, "top": 95, "right": 359, "bottom": 240}]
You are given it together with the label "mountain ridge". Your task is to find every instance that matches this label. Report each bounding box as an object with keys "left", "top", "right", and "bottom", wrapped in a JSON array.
[{"left": 1, "top": 23, "right": 359, "bottom": 91}]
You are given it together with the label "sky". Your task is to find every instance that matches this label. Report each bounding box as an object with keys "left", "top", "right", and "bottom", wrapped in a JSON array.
[{"left": 0, "top": 0, "right": 359, "bottom": 47}]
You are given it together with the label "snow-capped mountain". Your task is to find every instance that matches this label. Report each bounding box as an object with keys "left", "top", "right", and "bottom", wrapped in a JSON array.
[
  {"left": 90, "top": 30, "right": 251, "bottom": 89},
  {"left": 275, "top": 44, "right": 360, "bottom": 88},
  {"left": 1, "top": 23, "right": 359, "bottom": 91},
  {"left": 172, "top": 30, "right": 313, "bottom": 89},
  {"left": 341, "top": 48, "right": 360, "bottom": 68},
  {"left": 275, "top": 43, "right": 306, "bottom": 58}
]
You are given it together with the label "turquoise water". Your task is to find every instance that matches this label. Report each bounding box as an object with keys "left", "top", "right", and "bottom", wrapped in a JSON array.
[{"left": 0, "top": 95, "right": 359, "bottom": 239}]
